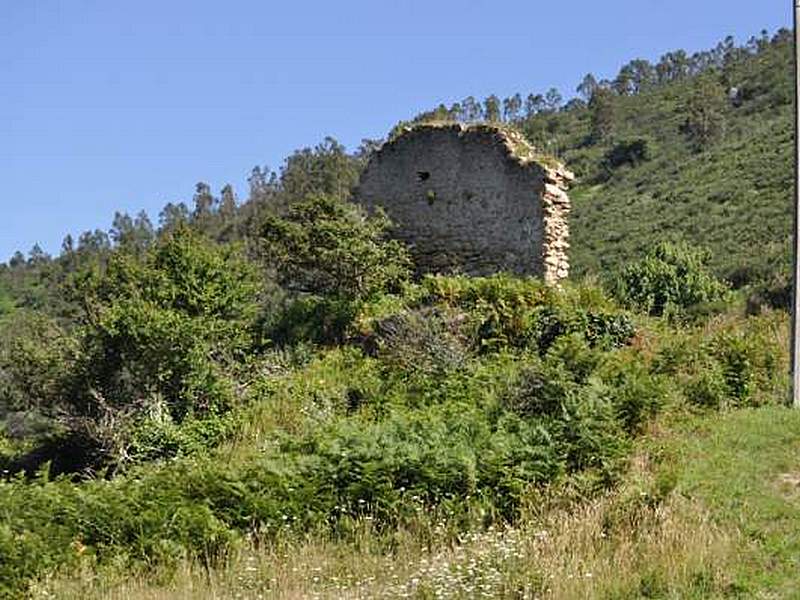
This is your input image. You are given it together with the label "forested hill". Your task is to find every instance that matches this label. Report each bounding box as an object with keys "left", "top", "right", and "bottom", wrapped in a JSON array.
[
  {"left": 0, "top": 27, "right": 794, "bottom": 319},
  {"left": 406, "top": 28, "right": 794, "bottom": 294}
]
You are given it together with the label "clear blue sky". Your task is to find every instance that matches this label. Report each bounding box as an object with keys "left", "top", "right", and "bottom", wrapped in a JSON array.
[{"left": 0, "top": 0, "right": 791, "bottom": 261}]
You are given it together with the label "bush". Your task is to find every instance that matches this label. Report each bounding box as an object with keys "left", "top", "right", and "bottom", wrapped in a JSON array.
[
  {"left": 420, "top": 274, "right": 635, "bottom": 354},
  {"left": 654, "top": 312, "right": 787, "bottom": 409},
  {"left": 260, "top": 195, "right": 412, "bottom": 302},
  {"left": 0, "top": 311, "right": 79, "bottom": 414},
  {"left": 1, "top": 227, "right": 261, "bottom": 472},
  {"left": 366, "top": 307, "right": 468, "bottom": 377},
  {"left": 75, "top": 226, "right": 260, "bottom": 420},
  {"left": 264, "top": 295, "right": 359, "bottom": 347},
  {"left": 597, "top": 354, "right": 669, "bottom": 433},
  {"left": 609, "top": 241, "right": 729, "bottom": 318},
  {"left": 603, "top": 136, "right": 654, "bottom": 170}
]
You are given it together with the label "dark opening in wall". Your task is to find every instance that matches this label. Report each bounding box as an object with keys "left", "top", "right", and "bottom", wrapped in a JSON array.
[{"left": 417, "top": 171, "right": 431, "bottom": 182}]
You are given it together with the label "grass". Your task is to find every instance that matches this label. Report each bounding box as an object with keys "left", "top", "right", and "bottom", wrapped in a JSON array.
[
  {"left": 667, "top": 406, "right": 800, "bottom": 596},
  {"left": 36, "top": 405, "right": 800, "bottom": 599}
]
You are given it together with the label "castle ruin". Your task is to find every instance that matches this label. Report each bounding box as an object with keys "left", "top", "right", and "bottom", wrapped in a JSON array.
[{"left": 354, "top": 123, "right": 573, "bottom": 283}]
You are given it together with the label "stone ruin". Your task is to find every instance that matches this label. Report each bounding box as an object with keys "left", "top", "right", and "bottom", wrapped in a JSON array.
[{"left": 354, "top": 123, "right": 573, "bottom": 283}]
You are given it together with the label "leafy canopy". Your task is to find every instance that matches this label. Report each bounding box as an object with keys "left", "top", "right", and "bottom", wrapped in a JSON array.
[
  {"left": 609, "top": 241, "right": 729, "bottom": 317},
  {"left": 260, "top": 195, "right": 411, "bottom": 302},
  {"left": 76, "top": 224, "right": 261, "bottom": 421}
]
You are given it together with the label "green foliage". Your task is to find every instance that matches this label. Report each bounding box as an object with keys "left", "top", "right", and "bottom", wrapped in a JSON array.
[
  {"left": 597, "top": 353, "right": 669, "bottom": 432},
  {"left": 654, "top": 312, "right": 787, "bottom": 409},
  {"left": 588, "top": 87, "right": 617, "bottom": 143},
  {"left": 0, "top": 271, "right": 791, "bottom": 596},
  {"left": 602, "top": 136, "right": 654, "bottom": 170},
  {"left": 264, "top": 296, "right": 359, "bottom": 346},
  {"left": 680, "top": 74, "right": 728, "bottom": 151},
  {"left": 609, "top": 241, "right": 729, "bottom": 317},
  {"left": 0, "top": 311, "right": 79, "bottom": 413},
  {"left": 418, "top": 274, "right": 635, "bottom": 354},
  {"left": 0, "top": 227, "right": 260, "bottom": 471},
  {"left": 260, "top": 195, "right": 411, "bottom": 302},
  {"left": 0, "top": 284, "right": 13, "bottom": 317},
  {"left": 279, "top": 137, "right": 362, "bottom": 202},
  {"left": 1, "top": 27, "right": 797, "bottom": 598},
  {"left": 365, "top": 307, "right": 468, "bottom": 377},
  {"left": 76, "top": 225, "right": 260, "bottom": 422}
]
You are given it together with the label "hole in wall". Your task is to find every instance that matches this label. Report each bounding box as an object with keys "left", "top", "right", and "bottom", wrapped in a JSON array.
[{"left": 417, "top": 171, "right": 431, "bottom": 182}]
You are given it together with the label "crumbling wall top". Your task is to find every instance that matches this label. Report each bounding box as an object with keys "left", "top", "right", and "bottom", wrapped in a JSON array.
[{"left": 385, "top": 122, "right": 574, "bottom": 188}]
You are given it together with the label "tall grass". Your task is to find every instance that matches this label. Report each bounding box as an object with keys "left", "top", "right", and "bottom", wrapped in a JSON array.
[{"left": 31, "top": 439, "right": 736, "bottom": 599}]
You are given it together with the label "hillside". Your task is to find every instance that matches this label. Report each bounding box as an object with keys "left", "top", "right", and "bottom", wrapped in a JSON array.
[
  {"left": 0, "top": 27, "right": 798, "bottom": 600},
  {"left": 407, "top": 28, "right": 794, "bottom": 298}
]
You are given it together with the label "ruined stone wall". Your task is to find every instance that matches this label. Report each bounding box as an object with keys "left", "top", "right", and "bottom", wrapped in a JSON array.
[{"left": 354, "top": 123, "right": 572, "bottom": 282}]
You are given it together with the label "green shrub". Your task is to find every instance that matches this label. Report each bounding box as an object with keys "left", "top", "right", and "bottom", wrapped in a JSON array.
[
  {"left": 597, "top": 353, "right": 669, "bottom": 433},
  {"left": 609, "top": 241, "right": 729, "bottom": 317},
  {"left": 708, "top": 323, "right": 783, "bottom": 406},
  {"left": 419, "top": 274, "right": 634, "bottom": 354},
  {"left": 260, "top": 195, "right": 412, "bottom": 302},
  {"left": 1, "top": 227, "right": 261, "bottom": 472},
  {"left": 75, "top": 226, "right": 260, "bottom": 421},
  {"left": 501, "top": 362, "right": 629, "bottom": 481},
  {"left": 684, "top": 363, "right": 729, "bottom": 409},
  {"left": 265, "top": 295, "right": 358, "bottom": 346},
  {"left": 603, "top": 136, "right": 654, "bottom": 169},
  {"left": 0, "top": 311, "right": 79, "bottom": 413},
  {"left": 653, "top": 312, "right": 787, "bottom": 409},
  {"left": 366, "top": 307, "right": 468, "bottom": 377}
]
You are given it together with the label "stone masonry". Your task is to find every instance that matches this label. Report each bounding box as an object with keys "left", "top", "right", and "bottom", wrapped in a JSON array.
[{"left": 354, "top": 123, "right": 573, "bottom": 283}]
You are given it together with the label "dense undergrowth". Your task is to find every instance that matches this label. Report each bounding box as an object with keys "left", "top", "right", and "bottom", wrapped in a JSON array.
[{"left": 0, "top": 264, "right": 789, "bottom": 597}]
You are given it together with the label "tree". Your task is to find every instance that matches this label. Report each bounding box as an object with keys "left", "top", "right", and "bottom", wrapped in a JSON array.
[
  {"left": 576, "top": 74, "right": 598, "bottom": 101},
  {"left": 133, "top": 211, "right": 155, "bottom": 249},
  {"left": 656, "top": 50, "right": 690, "bottom": 83},
  {"left": 219, "top": 184, "right": 237, "bottom": 222},
  {"left": 461, "top": 96, "right": 483, "bottom": 122},
  {"left": 0, "top": 227, "right": 261, "bottom": 468},
  {"left": 110, "top": 211, "right": 134, "bottom": 247},
  {"left": 192, "top": 182, "right": 217, "bottom": 232},
  {"left": 355, "top": 138, "right": 383, "bottom": 164},
  {"left": 260, "top": 195, "right": 411, "bottom": 301},
  {"left": 563, "top": 98, "right": 587, "bottom": 112},
  {"left": 613, "top": 64, "right": 635, "bottom": 95},
  {"left": 484, "top": 95, "right": 501, "bottom": 122},
  {"left": 110, "top": 211, "right": 154, "bottom": 253},
  {"left": 588, "top": 87, "right": 616, "bottom": 143},
  {"left": 27, "top": 244, "right": 50, "bottom": 266},
  {"left": 79, "top": 228, "right": 257, "bottom": 441},
  {"left": 247, "top": 166, "right": 279, "bottom": 207},
  {"left": 681, "top": 74, "right": 727, "bottom": 151},
  {"left": 627, "top": 59, "right": 656, "bottom": 93},
  {"left": 544, "top": 88, "right": 563, "bottom": 113},
  {"left": 159, "top": 202, "right": 190, "bottom": 233},
  {"left": 61, "top": 234, "right": 75, "bottom": 257},
  {"left": 9, "top": 251, "right": 25, "bottom": 269},
  {"left": 280, "top": 137, "right": 360, "bottom": 203},
  {"left": 77, "top": 229, "right": 111, "bottom": 255},
  {"left": 525, "top": 93, "right": 545, "bottom": 117},
  {"left": 503, "top": 93, "right": 522, "bottom": 122}
]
